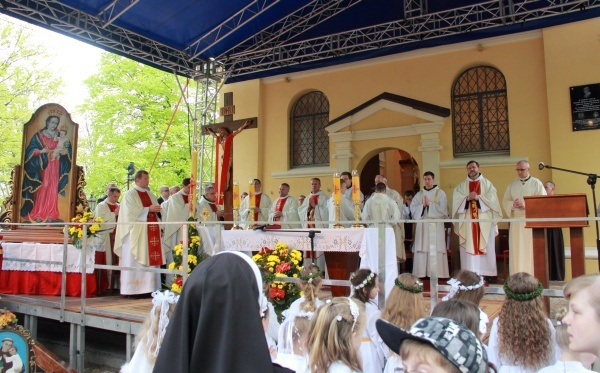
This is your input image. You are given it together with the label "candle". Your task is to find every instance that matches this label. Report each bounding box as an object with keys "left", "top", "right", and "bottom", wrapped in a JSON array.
[
  {"left": 333, "top": 172, "right": 341, "bottom": 204},
  {"left": 248, "top": 180, "right": 255, "bottom": 208},
  {"left": 189, "top": 150, "right": 198, "bottom": 217},
  {"left": 352, "top": 170, "right": 360, "bottom": 204},
  {"left": 233, "top": 180, "right": 240, "bottom": 208}
]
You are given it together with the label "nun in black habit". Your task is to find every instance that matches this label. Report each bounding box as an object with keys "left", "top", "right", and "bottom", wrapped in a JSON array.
[{"left": 153, "top": 251, "right": 292, "bottom": 373}]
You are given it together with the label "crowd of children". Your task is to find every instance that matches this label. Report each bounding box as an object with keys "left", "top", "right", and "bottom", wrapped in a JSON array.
[{"left": 120, "top": 254, "right": 600, "bottom": 373}]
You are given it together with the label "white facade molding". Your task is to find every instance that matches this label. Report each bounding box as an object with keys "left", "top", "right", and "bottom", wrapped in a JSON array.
[
  {"left": 440, "top": 156, "right": 529, "bottom": 169},
  {"left": 272, "top": 166, "right": 338, "bottom": 179}
]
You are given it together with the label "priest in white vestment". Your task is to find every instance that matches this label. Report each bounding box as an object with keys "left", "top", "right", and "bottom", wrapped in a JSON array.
[
  {"left": 341, "top": 171, "right": 364, "bottom": 203},
  {"left": 197, "top": 185, "right": 225, "bottom": 244},
  {"left": 362, "top": 182, "right": 401, "bottom": 228},
  {"left": 240, "top": 178, "right": 272, "bottom": 228},
  {"left": 297, "top": 178, "right": 329, "bottom": 274},
  {"left": 327, "top": 178, "right": 354, "bottom": 228},
  {"left": 452, "top": 161, "right": 503, "bottom": 276},
  {"left": 410, "top": 171, "right": 449, "bottom": 278},
  {"left": 374, "top": 175, "right": 406, "bottom": 262},
  {"left": 502, "top": 160, "right": 546, "bottom": 275},
  {"left": 161, "top": 178, "right": 192, "bottom": 284},
  {"left": 268, "top": 183, "right": 300, "bottom": 228},
  {"left": 93, "top": 186, "right": 120, "bottom": 262},
  {"left": 298, "top": 178, "right": 329, "bottom": 229},
  {"left": 114, "top": 170, "right": 164, "bottom": 295}
]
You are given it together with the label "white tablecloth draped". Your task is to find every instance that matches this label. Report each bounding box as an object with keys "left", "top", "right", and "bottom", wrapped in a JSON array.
[
  {"left": 1, "top": 242, "right": 95, "bottom": 274},
  {"left": 219, "top": 228, "right": 398, "bottom": 297}
]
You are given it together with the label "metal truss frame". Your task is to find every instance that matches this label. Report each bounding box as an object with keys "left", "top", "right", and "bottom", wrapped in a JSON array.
[
  {"left": 224, "top": 0, "right": 600, "bottom": 78},
  {"left": 1, "top": 0, "right": 201, "bottom": 76},
  {"left": 1, "top": 0, "right": 599, "bottom": 83}
]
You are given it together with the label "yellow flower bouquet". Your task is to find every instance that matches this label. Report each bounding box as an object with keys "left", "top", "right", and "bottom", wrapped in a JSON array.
[
  {"left": 252, "top": 242, "right": 303, "bottom": 321},
  {"left": 169, "top": 221, "right": 209, "bottom": 293},
  {"left": 0, "top": 309, "right": 17, "bottom": 329},
  {"left": 63, "top": 211, "right": 104, "bottom": 249}
]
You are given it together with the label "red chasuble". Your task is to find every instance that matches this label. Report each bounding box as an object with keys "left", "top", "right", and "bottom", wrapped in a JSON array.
[
  {"left": 214, "top": 134, "right": 233, "bottom": 205},
  {"left": 273, "top": 197, "right": 288, "bottom": 223},
  {"left": 253, "top": 194, "right": 263, "bottom": 221},
  {"left": 136, "top": 190, "right": 163, "bottom": 266},
  {"left": 468, "top": 180, "right": 483, "bottom": 255}
]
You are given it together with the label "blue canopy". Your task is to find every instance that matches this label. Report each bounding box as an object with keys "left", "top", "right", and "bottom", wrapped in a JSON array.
[{"left": 1, "top": 0, "right": 599, "bottom": 83}]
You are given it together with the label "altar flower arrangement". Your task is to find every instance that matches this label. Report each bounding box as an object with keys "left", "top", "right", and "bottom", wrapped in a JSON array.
[
  {"left": 169, "top": 221, "right": 209, "bottom": 293},
  {"left": 252, "top": 242, "right": 303, "bottom": 320},
  {"left": 0, "top": 309, "right": 18, "bottom": 329},
  {"left": 64, "top": 211, "right": 104, "bottom": 249}
]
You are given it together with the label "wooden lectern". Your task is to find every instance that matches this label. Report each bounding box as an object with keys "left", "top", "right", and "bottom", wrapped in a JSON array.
[{"left": 524, "top": 194, "right": 588, "bottom": 289}]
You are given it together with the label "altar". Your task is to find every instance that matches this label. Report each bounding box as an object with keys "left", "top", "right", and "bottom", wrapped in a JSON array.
[
  {"left": 216, "top": 227, "right": 398, "bottom": 297},
  {"left": 0, "top": 242, "right": 97, "bottom": 297}
]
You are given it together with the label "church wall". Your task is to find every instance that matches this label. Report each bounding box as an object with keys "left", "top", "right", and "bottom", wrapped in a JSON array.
[
  {"left": 223, "top": 19, "right": 599, "bottom": 272},
  {"left": 543, "top": 17, "right": 600, "bottom": 262}
]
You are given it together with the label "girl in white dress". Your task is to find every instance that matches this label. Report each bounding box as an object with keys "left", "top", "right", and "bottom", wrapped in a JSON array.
[
  {"left": 442, "top": 270, "right": 489, "bottom": 337},
  {"left": 488, "top": 272, "right": 560, "bottom": 372},
  {"left": 538, "top": 307, "right": 596, "bottom": 372},
  {"left": 380, "top": 273, "right": 426, "bottom": 373},
  {"left": 284, "top": 263, "right": 324, "bottom": 320},
  {"left": 302, "top": 297, "right": 366, "bottom": 373},
  {"left": 120, "top": 290, "right": 179, "bottom": 373},
  {"left": 350, "top": 269, "right": 385, "bottom": 373}
]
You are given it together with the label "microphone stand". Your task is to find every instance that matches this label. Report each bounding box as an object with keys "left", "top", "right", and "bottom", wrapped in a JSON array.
[
  {"left": 262, "top": 228, "right": 321, "bottom": 264},
  {"left": 542, "top": 163, "right": 600, "bottom": 270}
]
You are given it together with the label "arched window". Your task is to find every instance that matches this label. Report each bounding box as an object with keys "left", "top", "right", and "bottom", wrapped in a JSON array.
[
  {"left": 290, "top": 91, "right": 330, "bottom": 167},
  {"left": 452, "top": 66, "right": 510, "bottom": 155}
]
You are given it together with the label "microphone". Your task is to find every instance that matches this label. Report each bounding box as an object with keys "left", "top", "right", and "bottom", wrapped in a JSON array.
[
  {"left": 538, "top": 162, "right": 545, "bottom": 170},
  {"left": 253, "top": 224, "right": 269, "bottom": 231}
]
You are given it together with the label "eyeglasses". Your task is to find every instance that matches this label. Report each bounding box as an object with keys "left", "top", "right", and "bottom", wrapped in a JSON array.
[{"left": 516, "top": 169, "right": 528, "bottom": 171}]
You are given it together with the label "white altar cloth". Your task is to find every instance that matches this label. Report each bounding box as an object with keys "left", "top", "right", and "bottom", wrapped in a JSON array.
[
  {"left": 220, "top": 228, "right": 398, "bottom": 297},
  {"left": 1, "top": 242, "right": 95, "bottom": 274}
]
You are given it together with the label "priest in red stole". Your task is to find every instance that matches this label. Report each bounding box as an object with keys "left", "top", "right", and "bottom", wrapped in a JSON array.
[
  {"left": 240, "top": 179, "right": 272, "bottom": 228},
  {"left": 114, "top": 170, "right": 164, "bottom": 295},
  {"left": 452, "top": 160, "right": 502, "bottom": 276},
  {"left": 161, "top": 178, "right": 192, "bottom": 284},
  {"left": 268, "top": 183, "right": 300, "bottom": 228},
  {"left": 93, "top": 186, "right": 120, "bottom": 293}
]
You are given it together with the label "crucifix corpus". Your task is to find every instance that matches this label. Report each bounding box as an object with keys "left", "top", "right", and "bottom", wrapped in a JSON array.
[{"left": 203, "top": 92, "right": 257, "bottom": 220}]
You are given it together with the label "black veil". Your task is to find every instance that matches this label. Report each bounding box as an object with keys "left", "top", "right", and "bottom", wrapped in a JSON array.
[{"left": 153, "top": 251, "right": 274, "bottom": 373}]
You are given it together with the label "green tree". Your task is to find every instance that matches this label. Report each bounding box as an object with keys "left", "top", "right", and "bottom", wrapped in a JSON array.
[
  {"left": 0, "top": 18, "right": 63, "bottom": 197},
  {"left": 78, "top": 53, "right": 195, "bottom": 198}
]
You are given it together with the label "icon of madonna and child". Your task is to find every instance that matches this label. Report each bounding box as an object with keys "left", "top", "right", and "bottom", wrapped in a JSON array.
[{"left": 19, "top": 105, "right": 77, "bottom": 225}]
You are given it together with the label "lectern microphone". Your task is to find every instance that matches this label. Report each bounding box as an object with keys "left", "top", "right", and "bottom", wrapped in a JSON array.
[{"left": 538, "top": 162, "right": 545, "bottom": 170}]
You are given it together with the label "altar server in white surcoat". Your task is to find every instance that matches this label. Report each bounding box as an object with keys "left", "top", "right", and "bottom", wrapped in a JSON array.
[
  {"left": 375, "top": 175, "right": 406, "bottom": 262},
  {"left": 114, "top": 170, "right": 164, "bottom": 295},
  {"left": 93, "top": 186, "right": 120, "bottom": 261},
  {"left": 298, "top": 178, "right": 329, "bottom": 229},
  {"left": 502, "top": 160, "right": 546, "bottom": 275},
  {"left": 161, "top": 178, "right": 192, "bottom": 283},
  {"left": 362, "top": 182, "right": 401, "bottom": 228},
  {"left": 240, "top": 178, "right": 272, "bottom": 228},
  {"left": 452, "top": 161, "right": 503, "bottom": 276},
  {"left": 410, "top": 171, "right": 449, "bottom": 278},
  {"left": 327, "top": 178, "right": 354, "bottom": 228},
  {"left": 268, "top": 183, "right": 300, "bottom": 228}
]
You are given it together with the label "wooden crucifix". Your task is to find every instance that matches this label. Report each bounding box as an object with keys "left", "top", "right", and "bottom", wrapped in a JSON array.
[{"left": 203, "top": 92, "right": 257, "bottom": 222}]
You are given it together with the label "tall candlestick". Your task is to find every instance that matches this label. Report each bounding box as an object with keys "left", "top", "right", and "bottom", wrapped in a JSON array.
[
  {"left": 248, "top": 180, "right": 255, "bottom": 208},
  {"left": 189, "top": 150, "right": 198, "bottom": 218},
  {"left": 233, "top": 180, "right": 240, "bottom": 208},
  {"left": 333, "top": 172, "right": 341, "bottom": 204},
  {"left": 352, "top": 170, "right": 360, "bottom": 204}
]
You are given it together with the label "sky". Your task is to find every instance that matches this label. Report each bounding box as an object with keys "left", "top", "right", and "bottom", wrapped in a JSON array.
[{"left": 1, "top": 14, "right": 104, "bottom": 114}]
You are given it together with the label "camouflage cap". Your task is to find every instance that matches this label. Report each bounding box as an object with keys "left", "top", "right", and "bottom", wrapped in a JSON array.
[{"left": 376, "top": 317, "right": 488, "bottom": 373}]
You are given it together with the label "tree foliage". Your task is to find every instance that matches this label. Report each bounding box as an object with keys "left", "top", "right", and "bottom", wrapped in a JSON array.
[
  {"left": 0, "top": 19, "right": 63, "bottom": 197},
  {"left": 78, "top": 53, "right": 195, "bottom": 198}
]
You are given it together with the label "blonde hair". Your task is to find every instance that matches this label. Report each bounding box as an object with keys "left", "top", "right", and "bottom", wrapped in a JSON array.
[
  {"left": 381, "top": 273, "right": 426, "bottom": 329},
  {"left": 431, "top": 299, "right": 480, "bottom": 336},
  {"left": 400, "top": 339, "right": 461, "bottom": 373},
  {"left": 554, "top": 307, "right": 570, "bottom": 350},
  {"left": 306, "top": 297, "right": 366, "bottom": 373},
  {"left": 299, "top": 264, "right": 323, "bottom": 312},
  {"left": 452, "top": 270, "right": 485, "bottom": 306},
  {"left": 564, "top": 273, "right": 600, "bottom": 320},
  {"left": 498, "top": 272, "right": 552, "bottom": 370},
  {"left": 135, "top": 300, "right": 177, "bottom": 365}
]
